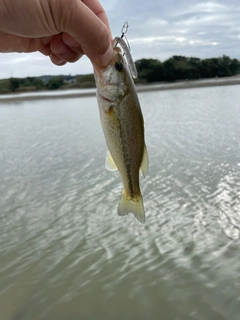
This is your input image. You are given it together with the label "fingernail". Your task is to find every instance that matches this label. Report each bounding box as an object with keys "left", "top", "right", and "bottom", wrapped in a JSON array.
[
  {"left": 49, "top": 53, "right": 66, "bottom": 66},
  {"left": 64, "top": 35, "right": 80, "bottom": 48},
  {"left": 98, "top": 44, "right": 114, "bottom": 67}
]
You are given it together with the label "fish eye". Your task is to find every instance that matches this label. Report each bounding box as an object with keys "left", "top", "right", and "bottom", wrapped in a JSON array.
[{"left": 115, "top": 62, "right": 123, "bottom": 71}]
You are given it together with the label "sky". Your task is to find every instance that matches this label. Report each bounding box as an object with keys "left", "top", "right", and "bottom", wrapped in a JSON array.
[{"left": 1, "top": 0, "right": 240, "bottom": 79}]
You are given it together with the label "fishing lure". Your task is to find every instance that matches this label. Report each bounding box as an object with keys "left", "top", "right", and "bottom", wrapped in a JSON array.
[{"left": 113, "top": 22, "right": 138, "bottom": 79}]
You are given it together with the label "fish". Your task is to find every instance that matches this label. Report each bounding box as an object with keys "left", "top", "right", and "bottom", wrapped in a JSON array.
[{"left": 94, "top": 44, "right": 149, "bottom": 223}]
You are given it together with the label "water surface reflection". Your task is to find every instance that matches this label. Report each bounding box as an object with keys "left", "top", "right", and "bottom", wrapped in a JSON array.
[{"left": 1, "top": 86, "right": 240, "bottom": 320}]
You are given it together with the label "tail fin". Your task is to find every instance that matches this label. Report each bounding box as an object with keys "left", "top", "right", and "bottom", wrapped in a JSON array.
[{"left": 117, "top": 192, "right": 145, "bottom": 223}]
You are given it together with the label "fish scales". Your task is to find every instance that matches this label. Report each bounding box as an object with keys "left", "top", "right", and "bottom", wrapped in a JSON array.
[{"left": 94, "top": 46, "right": 149, "bottom": 223}]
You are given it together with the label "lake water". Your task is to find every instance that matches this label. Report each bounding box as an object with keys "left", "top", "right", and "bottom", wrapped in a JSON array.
[{"left": 1, "top": 85, "right": 240, "bottom": 320}]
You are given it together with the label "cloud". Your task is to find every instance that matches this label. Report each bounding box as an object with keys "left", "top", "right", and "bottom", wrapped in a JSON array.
[
  {"left": 1, "top": 0, "right": 240, "bottom": 79},
  {"left": 0, "top": 52, "right": 93, "bottom": 79}
]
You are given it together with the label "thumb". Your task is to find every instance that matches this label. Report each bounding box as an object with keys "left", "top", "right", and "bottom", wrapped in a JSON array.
[{"left": 59, "top": 0, "right": 113, "bottom": 67}]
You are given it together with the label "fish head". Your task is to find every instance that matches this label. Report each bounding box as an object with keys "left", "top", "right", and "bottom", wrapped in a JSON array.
[{"left": 94, "top": 47, "right": 130, "bottom": 103}]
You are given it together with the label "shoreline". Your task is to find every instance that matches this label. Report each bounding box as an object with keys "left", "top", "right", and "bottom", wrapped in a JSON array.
[{"left": 1, "top": 76, "right": 240, "bottom": 102}]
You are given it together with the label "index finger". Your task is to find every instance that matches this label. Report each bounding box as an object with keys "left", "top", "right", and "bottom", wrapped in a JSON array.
[
  {"left": 60, "top": 0, "right": 113, "bottom": 67},
  {"left": 82, "top": 0, "right": 112, "bottom": 36}
]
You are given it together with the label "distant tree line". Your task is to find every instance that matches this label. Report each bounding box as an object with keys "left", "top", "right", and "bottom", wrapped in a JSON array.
[
  {"left": 1, "top": 55, "right": 240, "bottom": 93},
  {"left": 0, "top": 74, "right": 96, "bottom": 93},
  {"left": 135, "top": 55, "right": 240, "bottom": 83}
]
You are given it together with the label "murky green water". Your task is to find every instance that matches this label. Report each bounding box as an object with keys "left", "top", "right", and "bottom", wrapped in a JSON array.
[{"left": 1, "top": 86, "right": 240, "bottom": 320}]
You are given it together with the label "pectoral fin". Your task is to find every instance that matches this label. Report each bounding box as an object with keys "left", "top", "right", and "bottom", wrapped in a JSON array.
[
  {"left": 105, "top": 151, "right": 118, "bottom": 171},
  {"left": 140, "top": 144, "right": 149, "bottom": 178}
]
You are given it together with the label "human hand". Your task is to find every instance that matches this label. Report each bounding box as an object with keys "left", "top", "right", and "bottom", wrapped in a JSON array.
[{"left": 0, "top": 0, "right": 113, "bottom": 68}]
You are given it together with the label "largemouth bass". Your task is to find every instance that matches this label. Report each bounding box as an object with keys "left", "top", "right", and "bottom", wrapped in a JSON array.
[{"left": 94, "top": 43, "right": 149, "bottom": 223}]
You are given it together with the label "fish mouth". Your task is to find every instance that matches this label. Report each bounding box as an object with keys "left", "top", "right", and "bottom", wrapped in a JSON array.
[{"left": 97, "top": 91, "right": 113, "bottom": 103}]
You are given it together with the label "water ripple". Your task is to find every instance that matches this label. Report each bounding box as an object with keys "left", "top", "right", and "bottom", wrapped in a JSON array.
[{"left": 1, "top": 88, "right": 240, "bottom": 319}]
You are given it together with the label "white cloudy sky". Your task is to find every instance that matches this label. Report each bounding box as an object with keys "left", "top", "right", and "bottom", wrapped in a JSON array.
[{"left": 1, "top": 0, "right": 240, "bottom": 79}]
